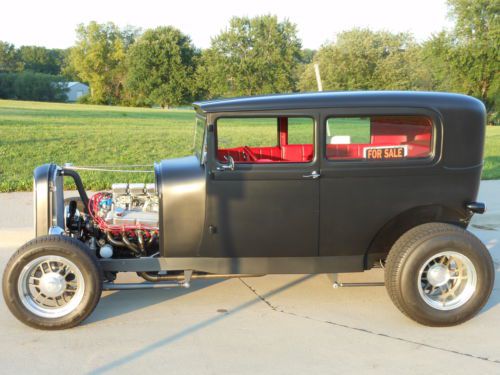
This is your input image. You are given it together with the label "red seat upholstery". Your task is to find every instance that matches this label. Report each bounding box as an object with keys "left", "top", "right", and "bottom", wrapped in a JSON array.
[
  {"left": 282, "top": 144, "right": 313, "bottom": 162},
  {"left": 218, "top": 144, "right": 314, "bottom": 163}
]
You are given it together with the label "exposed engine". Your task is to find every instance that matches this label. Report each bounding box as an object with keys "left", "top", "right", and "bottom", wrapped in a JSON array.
[
  {"left": 82, "top": 183, "right": 160, "bottom": 258},
  {"left": 102, "top": 183, "right": 159, "bottom": 227},
  {"left": 34, "top": 162, "right": 208, "bottom": 285}
]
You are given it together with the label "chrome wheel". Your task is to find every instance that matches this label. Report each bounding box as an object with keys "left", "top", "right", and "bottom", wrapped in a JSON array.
[
  {"left": 418, "top": 251, "right": 477, "bottom": 311},
  {"left": 17, "top": 255, "right": 85, "bottom": 318}
]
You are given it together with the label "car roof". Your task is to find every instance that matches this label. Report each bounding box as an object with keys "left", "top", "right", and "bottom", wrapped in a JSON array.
[{"left": 193, "top": 91, "right": 483, "bottom": 114}]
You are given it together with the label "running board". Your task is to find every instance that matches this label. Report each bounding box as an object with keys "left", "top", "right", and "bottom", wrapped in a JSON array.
[{"left": 329, "top": 273, "right": 385, "bottom": 288}]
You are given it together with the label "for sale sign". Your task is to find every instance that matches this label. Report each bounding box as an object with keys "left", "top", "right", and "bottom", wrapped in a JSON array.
[{"left": 363, "top": 145, "right": 408, "bottom": 160}]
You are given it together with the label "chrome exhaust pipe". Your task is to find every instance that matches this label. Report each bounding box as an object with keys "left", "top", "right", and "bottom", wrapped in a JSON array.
[
  {"left": 104, "top": 270, "right": 193, "bottom": 290},
  {"left": 104, "top": 271, "right": 264, "bottom": 290},
  {"left": 103, "top": 281, "right": 189, "bottom": 290},
  {"left": 138, "top": 271, "right": 264, "bottom": 282}
]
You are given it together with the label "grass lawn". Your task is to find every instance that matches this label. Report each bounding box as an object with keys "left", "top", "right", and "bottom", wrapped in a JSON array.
[{"left": 0, "top": 99, "right": 499, "bottom": 192}]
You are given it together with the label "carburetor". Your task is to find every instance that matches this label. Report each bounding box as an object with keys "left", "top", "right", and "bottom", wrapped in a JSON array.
[{"left": 100, "top": 183, "right": 159, "bottom": 228}]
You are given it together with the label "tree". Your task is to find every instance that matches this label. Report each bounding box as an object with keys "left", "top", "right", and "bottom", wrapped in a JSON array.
[
  {"left": 0, "top": 41, "right": 23, "bottom": 73},
  {"left": 423, "top": 0, "right": 499, "bottom": 121},
  {"left": 0, "top": 73, "right": 16, "bottom": 97},
  {"left": 300, "top": 49, "right": 316, "bottom": 65},
  {"left": 299, "top": 29, "right": 426, "bottom": 92},
  {"left": 125, "top": 26, "right": 198, "bottom": 108},
  {"left": 449, "top": 0, "right": 499, "bottom": 107},
  {"left": 198, "top": 15, "right": 302, "bottom": 98},
  {"left": 18, "top": 46, "right": 65, "bottom": 75},
  {"left": 0, "top": 71, "right": 68, "bottom": 101},
  {"left": 66, "top": 22, "right": 139, "bottom": 104}
]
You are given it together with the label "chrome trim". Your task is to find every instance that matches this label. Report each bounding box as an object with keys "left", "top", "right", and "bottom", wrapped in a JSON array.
[
  {"left": 34, "top": 164, "right": 55, "bottom": 236},
  {"left": 103, "top": 270, "right": 193, "bottom": 290},
  {"left": 216, "top": 155, "right": 235, "bottom": 171},
  {"left": 417, "top": 251, "right": 477, "bottom": 311},
  {"left": 17, "top": 255, "right": 85, "bottom": 318},
  {"left": 303, "top": 170, "right": 320, "bottom": 179},
  {"left": 466, "top": 202, "right": 486, "bottom": 214},
  {"left": 103, "top": 281, "right": 187, "bottom": 290}
]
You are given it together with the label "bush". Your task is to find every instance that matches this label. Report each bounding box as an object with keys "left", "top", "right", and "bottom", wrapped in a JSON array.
[
  {"left": 76, "top": 93, "right": 92, "bottom": 104},
  {"left": 488, "top": 111, "right": 499, "bottom": 126},
  {"left": 0, "top": 72, "right": 16, "bottom": 98},
  {"left": 0, "top": 71, "right": 68, "bottom": 101}
]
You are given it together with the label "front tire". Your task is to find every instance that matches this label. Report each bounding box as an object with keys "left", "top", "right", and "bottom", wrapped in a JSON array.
[
  {"left": 2, "top": 235, "right": 102, "bottom": 330},
  {"left": 385, "top": 223, "right": 494, "bottom": 326}
]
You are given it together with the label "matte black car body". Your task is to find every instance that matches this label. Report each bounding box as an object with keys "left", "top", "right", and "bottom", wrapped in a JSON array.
[{"left": 37, "top": 91, "right": 487, "bottom": 276}]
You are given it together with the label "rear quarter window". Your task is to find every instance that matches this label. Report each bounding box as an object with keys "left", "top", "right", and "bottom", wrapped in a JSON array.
[{"left": 326, "top": 115, "right": 433, "bottom": 161}]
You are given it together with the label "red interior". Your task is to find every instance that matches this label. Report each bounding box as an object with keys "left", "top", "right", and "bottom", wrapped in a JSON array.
[
  {"left": 217, "top": 116, "right": 315, "bottom": 163},
  {"left": 327, "top": 116, "right": 432, "bottom": 160},
  {"left": 217, "top": 116, "right": 432, "bottom": 163},
  {"left": 218, "top": 144, "right": 314, "bottom": 163}
]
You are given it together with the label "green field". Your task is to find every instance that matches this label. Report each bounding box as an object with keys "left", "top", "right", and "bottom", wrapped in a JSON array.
[{"left": 0, "top": 100, "right": 499, "bottom": 192}]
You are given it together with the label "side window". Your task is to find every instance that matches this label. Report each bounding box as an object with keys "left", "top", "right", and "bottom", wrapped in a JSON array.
[
  {"left": 217, "top": 118, "right": 277, "bottom": 150},
  {"left": 288, "top": 117, "right": 314, "bottom": 145},
  {"left": 216, "top": 117, "right": 314, "bottom": 163},
  {"left": 326, "top": 115, "right": 433, "bottom": 161}
]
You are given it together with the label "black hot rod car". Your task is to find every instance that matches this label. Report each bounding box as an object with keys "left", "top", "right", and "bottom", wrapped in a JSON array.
[{"left": 2, "top": 91, "right": 495, "bottom": 329}]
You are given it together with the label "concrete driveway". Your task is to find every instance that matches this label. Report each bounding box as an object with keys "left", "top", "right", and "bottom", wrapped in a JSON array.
[{"left": 0, "top": 182, "right": 499, "bottom": 374}]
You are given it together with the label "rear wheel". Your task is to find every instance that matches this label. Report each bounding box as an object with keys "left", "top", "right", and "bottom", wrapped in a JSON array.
[
  {"left": 2, "top": 235, "right": 102, "bottom": 330},
  {"left": 385, "top": 223, "right": 494, "bottom": 326}
]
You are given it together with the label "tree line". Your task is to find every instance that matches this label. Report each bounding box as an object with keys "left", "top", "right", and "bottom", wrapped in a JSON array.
[
  {"left": 0, "top": 0, "right": 498, "bottom": 122},
  {"left": 0, "top": 44, "right": 69, "bottom": 101}
]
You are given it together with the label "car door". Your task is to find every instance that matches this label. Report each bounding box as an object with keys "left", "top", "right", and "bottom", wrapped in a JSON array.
[{"left": 201, "top": 114, "right": 320, "bottom": 258}]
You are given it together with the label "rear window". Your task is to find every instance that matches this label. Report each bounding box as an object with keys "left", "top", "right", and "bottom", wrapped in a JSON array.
[{"left": 326, "top": 116, "right": 433, "bottom": 161}]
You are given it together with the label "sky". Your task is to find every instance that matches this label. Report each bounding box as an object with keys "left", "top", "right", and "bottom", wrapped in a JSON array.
[{"left": 0, "top": 0, "right": 453, "bottom": 50}]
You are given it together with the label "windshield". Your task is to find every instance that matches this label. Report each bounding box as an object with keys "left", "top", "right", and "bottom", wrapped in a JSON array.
[{"left": 193, "top": 115, "right": 207, "bottom": 163}]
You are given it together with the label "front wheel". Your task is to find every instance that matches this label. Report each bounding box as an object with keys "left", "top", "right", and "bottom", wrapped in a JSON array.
[
  {"left": 2, "top": 235, "right": 102, "bottom": 330},
  {"left": 385, "top": 223, "right": 495, "bottom": 326}
]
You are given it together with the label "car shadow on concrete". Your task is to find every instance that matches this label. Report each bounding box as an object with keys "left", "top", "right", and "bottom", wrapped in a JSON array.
[
  {"left": 480, "top": 265, "right": 500, "bottom": 313},
  {"left": 87, "top": 275, "right": 314, "bottom": 375},
  {"left": 483, "top": 286, "right": 500, "bottom": 312},
  {"left": 84, "top": 278, "right": 223, "bottom": 325},
  {"left": 476, "top": 227, "right": 500, "bottom": 314}
]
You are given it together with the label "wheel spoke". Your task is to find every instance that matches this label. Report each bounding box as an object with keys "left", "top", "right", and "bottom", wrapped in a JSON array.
[
  {"left": 17, "top": 254, "right": 87, "bottom": 318},
  {"left": 28, "top": 276, "right": 40, "bottom": 285},
  {"left": 61, "top": 266, "right": 72, "bottom": 277},
  {"left": 35, "top": 294, "right": 49, "bottom": 306},
  {"left": 65, "top": 285, "right": 76, "bottom": 293},
  {"left": 418, "top": 250, "right": 477, "bottom": 311}
]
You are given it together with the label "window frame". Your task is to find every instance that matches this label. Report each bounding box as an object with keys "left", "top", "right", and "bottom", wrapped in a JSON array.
[
  {"left": 321, "top": 108, "right": 440, "bottom": 169},
  {"left": 193, "top": 114, "right": 207, "bottom": 164},
  {"left": 213, "top": 114, "right": 317, "bottom": 166}
]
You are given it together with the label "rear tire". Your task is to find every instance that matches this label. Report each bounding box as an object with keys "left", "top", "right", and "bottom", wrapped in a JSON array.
[
  {"left": 2, "top": 235, "right": 102, "bottom": 330},
  {"left": 385, "top": 223, "right": 494, "bottom": 326}
]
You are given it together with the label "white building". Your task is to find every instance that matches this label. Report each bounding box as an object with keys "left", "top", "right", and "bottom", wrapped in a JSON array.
[{"left": 64, "top": 82, "right": 89, "bottom": 102}]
